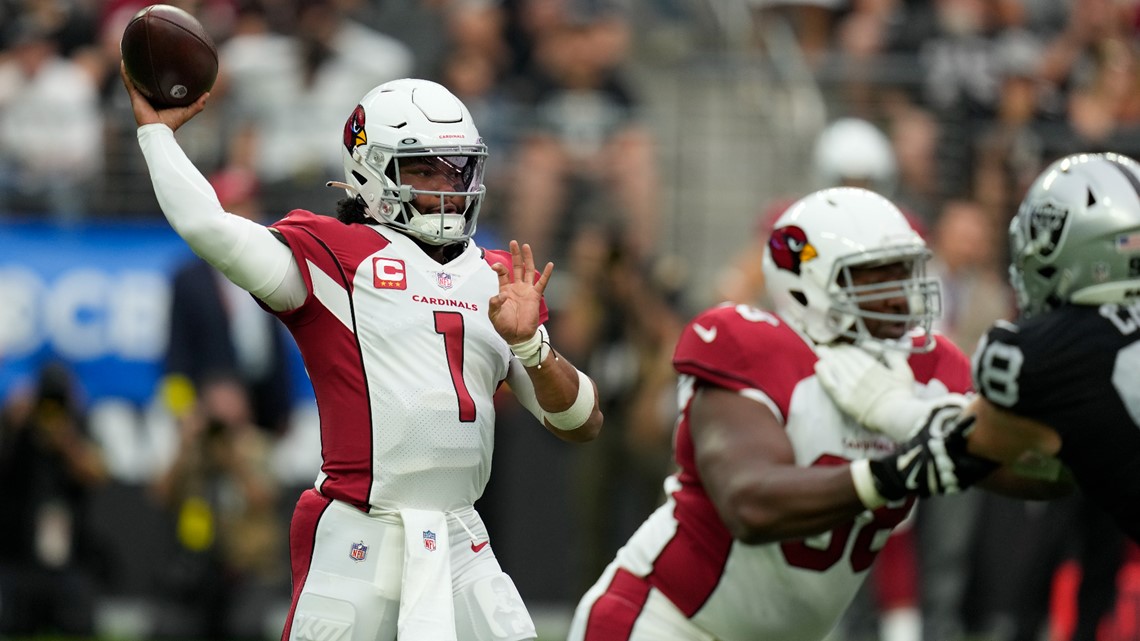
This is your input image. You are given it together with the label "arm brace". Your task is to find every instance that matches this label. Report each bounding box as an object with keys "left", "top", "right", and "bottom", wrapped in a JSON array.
[{"left": 543, "top": 369, "right": 595, "bottom": 431}]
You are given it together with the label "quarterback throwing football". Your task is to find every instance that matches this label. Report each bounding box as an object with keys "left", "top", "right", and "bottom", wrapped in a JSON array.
[{"left": 123, "top": 64, "right": 602, "bottom": 641}]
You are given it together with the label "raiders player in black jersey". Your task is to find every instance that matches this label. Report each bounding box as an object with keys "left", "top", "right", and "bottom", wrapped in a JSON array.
[{"left": 814, "top": 152, "right": 1140, "bottom": 542}]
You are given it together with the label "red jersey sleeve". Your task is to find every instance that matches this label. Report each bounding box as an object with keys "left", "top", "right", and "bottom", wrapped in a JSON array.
[
  {"left": 267, "top": 210, "right": 391, "bottom": 325},
  {"left": 907, "top": 333, "right": 973, "bottom": 394},
  {"left": 673, "top": 305, "right": 817, "bottom": 420}
]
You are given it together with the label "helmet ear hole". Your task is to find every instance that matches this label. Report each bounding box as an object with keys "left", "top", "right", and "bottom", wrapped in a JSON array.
[
  {"left": 352, "top": 170, "right": 368, "bottom": 185},
  {"left": 1037, "top": 266, "right": 1056, "bottom": 279},
  {"left": 791, "top": 291, "right": 808, "bottom": 306}
]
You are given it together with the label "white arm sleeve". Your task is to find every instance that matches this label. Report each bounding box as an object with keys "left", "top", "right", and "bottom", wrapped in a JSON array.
[
  {"left": 505, "top": 355, "right": 544, "bottom": 423},
  {"left": 137, "top": 124, "right": 307, "bottom": 311}
]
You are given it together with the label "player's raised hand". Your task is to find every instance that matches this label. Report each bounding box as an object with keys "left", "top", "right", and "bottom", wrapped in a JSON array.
[
  {"left": 120, "top": 61, "right": 208, "bottom": 132},
  {"left": 489, "top": 240, "right": 553, "bottom": 345}
]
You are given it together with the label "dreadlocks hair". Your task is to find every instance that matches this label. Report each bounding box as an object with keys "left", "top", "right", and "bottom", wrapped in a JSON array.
[
  {"left": 334, "top": 195, "right": 468, "bottom": 261},
  {"left": 336, "top": 196, "right": 369, "bottom": 225}
]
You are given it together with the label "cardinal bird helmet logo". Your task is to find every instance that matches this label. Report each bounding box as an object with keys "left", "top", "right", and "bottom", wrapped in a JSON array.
[
  {"left": 343, "top": 104, "right": 367, "bottom": 153},
  {"left": 768, "top": 225, "right": 817, "bottom": 275}
]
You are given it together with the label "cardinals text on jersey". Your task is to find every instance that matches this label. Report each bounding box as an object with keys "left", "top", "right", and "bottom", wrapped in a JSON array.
[{"left": 268, "top": 211, "right": 547, "bottom": 512}]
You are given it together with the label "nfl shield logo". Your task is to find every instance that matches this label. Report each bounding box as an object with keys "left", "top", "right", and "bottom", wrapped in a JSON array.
[
  {"left": 423, "top": 530, "right": 437, "bottom": 552},
  {"left": 436, "top": 272, "right": 453, "bottom": 290},
  {"left": 350, "top": 541, "right": 368, "bottom": 562}
]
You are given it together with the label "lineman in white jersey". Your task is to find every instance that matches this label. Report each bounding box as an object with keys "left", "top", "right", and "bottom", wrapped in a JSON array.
[
  {"left": 123, "top": 65, "right": 603, "bottom": 641},
  {"left": 569, "top": 188, "right": 1063, "bottom": 641}
]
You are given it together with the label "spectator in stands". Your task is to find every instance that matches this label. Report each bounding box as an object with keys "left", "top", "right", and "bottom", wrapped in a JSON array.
[
  {"left": 436, "top": 1, "right": 520, "bottom": 203},
  {"left": 0, "top": 17, "right": 102, "bottom": 222},
  {"left": 151, "top": 376, "right": 285, "bottom": 640},
  {"left": 349, "top": 0, "right": 455, "bottom": 80},
  {"left": 920, "top": 0, "right": 1008, "bottom": 116},
  {"left": 928, "top": 198, "right": 1013, "bottom": 352},
  {"left": 1066, "top": 36, "right": 1140, "bottom": 148},
  {"left": 446, "top": 0, "right": 513, "bottom": 75},
  {"left": 747, "top": 0, "right": 844, "bottom": 70},
  {"left": 972, "top": 30, "right": 1050, "bottom": 232},
  {"left": 440, "top": 46, "right": 520, "bottom": 201},
  {"left": 218, "top": 0, "right": 413, "bottom": 216},
  {"left": 916, "top": 0, "right": 1020, "bottom": 200},
  {"left": 715, "top": 116, "right": 905, "bottom": 308},
  {"left": 507, "top": 8, "right": 660, "bottom": 269},
  {"left": 162, "top": 168, "right": 294, "bottom": 436},
  {"left": 1036, "top": 0, "right": 1130, "bottom": 94},
  {"left": 0, "top": 361, "right": 108, "bottom": 635},
  {"left": 890, "top": 107, "right": 943, "bottom": 225}
]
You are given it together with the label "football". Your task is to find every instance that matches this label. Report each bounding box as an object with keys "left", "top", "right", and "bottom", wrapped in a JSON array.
[{"left": 120, "top": 4, "right": 218, "bottom": 108}]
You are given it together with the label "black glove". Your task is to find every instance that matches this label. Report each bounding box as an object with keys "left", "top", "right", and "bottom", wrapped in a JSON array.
[{"left": 868, "top": 405, "right": 999, "bottom": 501}]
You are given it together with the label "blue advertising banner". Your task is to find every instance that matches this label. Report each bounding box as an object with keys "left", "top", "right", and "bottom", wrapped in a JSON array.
[{"left": 0, "top": 221, "right": 312, "bottom": 406}]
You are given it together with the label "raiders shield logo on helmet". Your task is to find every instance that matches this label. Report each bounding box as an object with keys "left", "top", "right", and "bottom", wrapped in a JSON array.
[{"left": 1025, "top": 199, "right": 1069, "bottom": 258}]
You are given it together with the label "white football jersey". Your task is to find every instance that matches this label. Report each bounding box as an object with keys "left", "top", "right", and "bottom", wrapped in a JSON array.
[
  {"left": 269, "top": 211, "right": 545, "bottom": 512},
  {"left": 572, "top": 303, "right": 972, "bottom": 641}
]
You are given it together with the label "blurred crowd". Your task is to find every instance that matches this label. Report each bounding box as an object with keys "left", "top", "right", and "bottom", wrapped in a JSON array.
[{"left": 2, "top": 0, "right": 1140, "bottom": 638}]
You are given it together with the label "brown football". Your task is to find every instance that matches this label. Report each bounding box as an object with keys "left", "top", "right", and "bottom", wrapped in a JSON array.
[{"left": 120, "top": 4, "right": 218, "bottom": 108}]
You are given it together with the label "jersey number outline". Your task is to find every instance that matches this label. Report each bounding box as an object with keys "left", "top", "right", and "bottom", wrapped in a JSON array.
[
  {"left": 734, "top": 304, "right": 781, "bottom": 326},
  {"left": 781, "top": 454, "right": 914, "bottom": 572},
  {"left": 975, "top": 336, "right": 1024, "bottom": 407},
  {"left": 435, "top": 311, "right": 477, "bottom": 422}
]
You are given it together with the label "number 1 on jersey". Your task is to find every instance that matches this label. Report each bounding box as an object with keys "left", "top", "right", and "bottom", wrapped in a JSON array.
[{"left": 435, "top": 311, "right": 477, "bottom": 422}]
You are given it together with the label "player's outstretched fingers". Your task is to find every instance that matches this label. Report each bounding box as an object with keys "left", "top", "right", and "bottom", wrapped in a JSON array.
[
  {"left": 534, "top": 262, "right": 553, "bottom": 296},
  {"left": 509, "top": 240, "right": 524, "bottom": 283},
  {"left": 519, "top": 242, "right": 536, "bottom": 277},
  {"left": 491, "top": 261, "right": 510, "bottom": 287}
]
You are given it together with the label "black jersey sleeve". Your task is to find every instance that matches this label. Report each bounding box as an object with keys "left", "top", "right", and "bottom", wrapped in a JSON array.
[{"left": 971, "top": 311, "right": 1119, "bottom": 423}]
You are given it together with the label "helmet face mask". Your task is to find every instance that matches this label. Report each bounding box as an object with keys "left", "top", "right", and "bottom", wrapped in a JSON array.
[
  {"left": 338, "top": 79, "right": 488, "bottom": 245},
  {"left": 831, "top": 250, "right": 940, "bottom": 346},
  {"left": 1010, "top": 152, "right": 1140, "bottom": 318},
  {"left": 763, "top": 187, "right": 940, "bottom": 352},
  {"left": 378, "top": 149, "right": 486, "bottom": 242}
]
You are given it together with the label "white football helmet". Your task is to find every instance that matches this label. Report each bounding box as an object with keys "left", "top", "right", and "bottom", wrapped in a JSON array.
[
  {"left": 762, "top": 187, "right": 941, "bottom": 351},
  {"left": 334, "top": 78, "right": 487, "bottom": 245},
  {"left": 1010, "top": 152, "right": 1140, "bottom": 317},
  {"left": 813, "top": 118, "right": 897, "bottom": 195}
]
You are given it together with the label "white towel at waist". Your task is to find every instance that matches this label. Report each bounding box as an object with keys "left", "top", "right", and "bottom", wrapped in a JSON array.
[{"left": 398, "top": 508, "right": 457, "bottom": 641}]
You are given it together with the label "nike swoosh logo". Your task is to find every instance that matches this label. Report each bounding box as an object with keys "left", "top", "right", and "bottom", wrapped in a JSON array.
[
  {"left": 693, "top": 323, "right": 717, "bottom": 343},
  {"left": 471, "top": 541, "right": 488, "bottom": 553}
]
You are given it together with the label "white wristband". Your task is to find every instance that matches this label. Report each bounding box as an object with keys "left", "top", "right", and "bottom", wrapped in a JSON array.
[
  {"left": 544, "top": 369, "right": 595, "bottom": 431},
  {"left": 509, "top": 326, "right": 551, "bottom": 368},
  {"left": 850, "top": 459, "right": 887, "bottom": 510}
]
